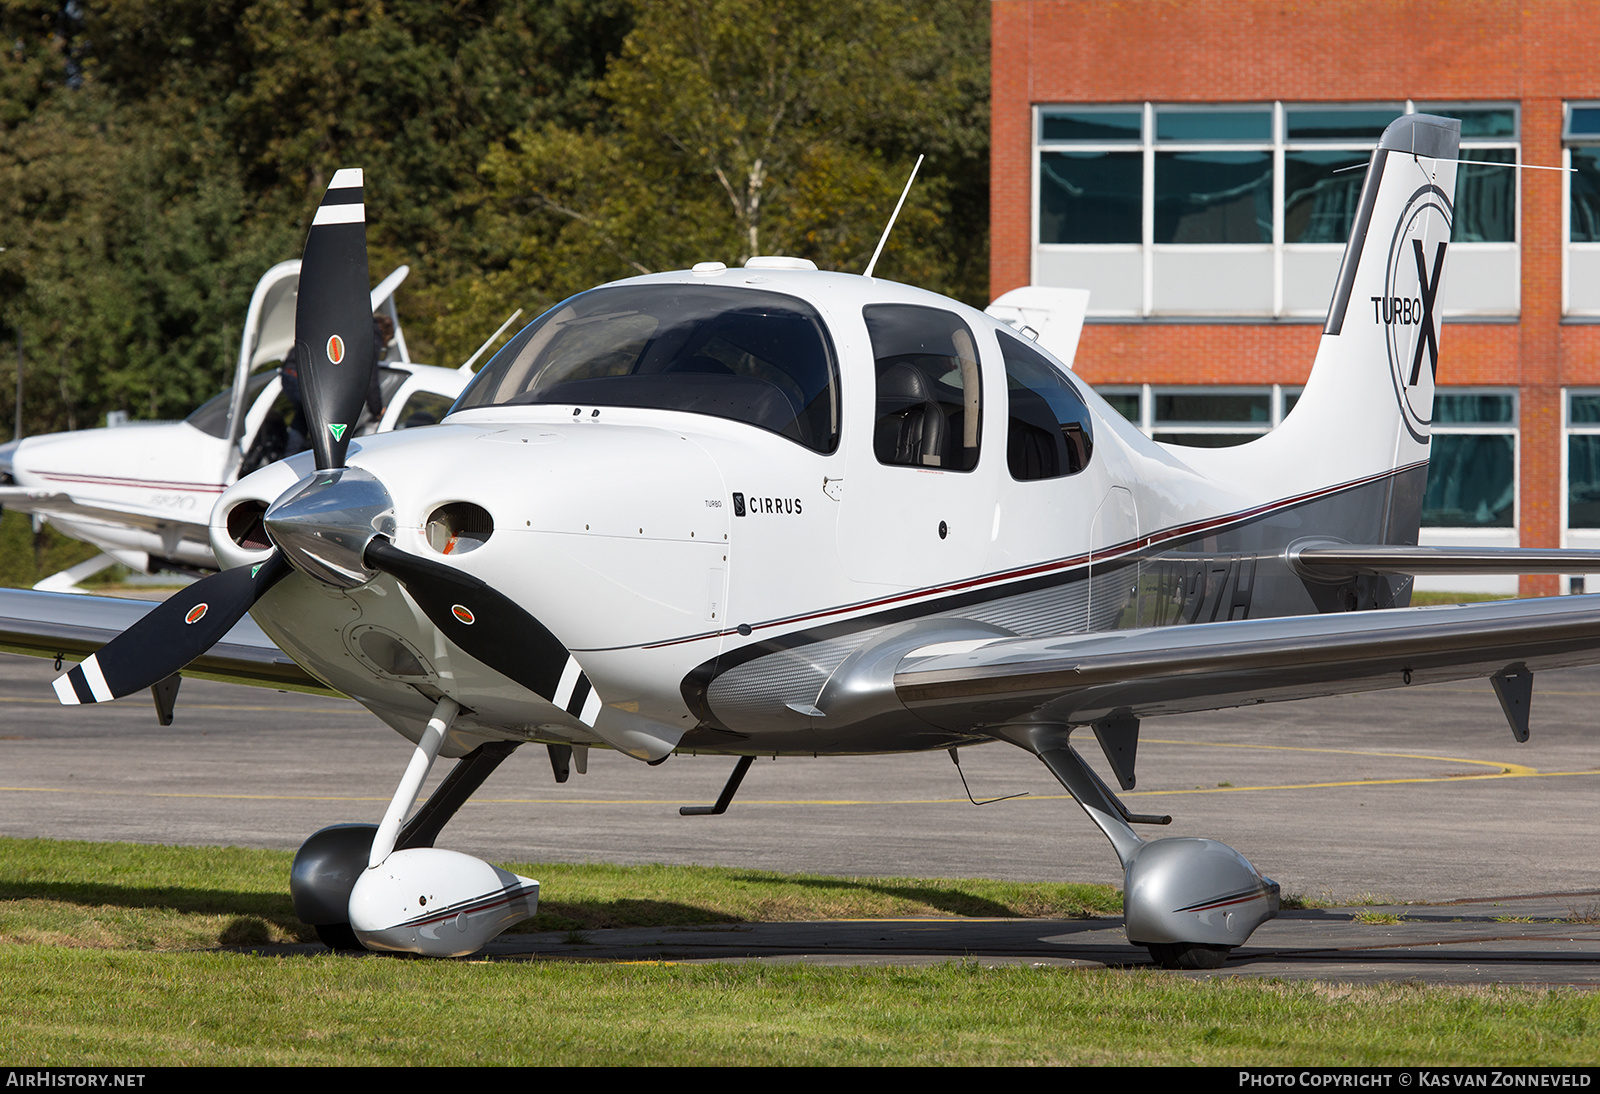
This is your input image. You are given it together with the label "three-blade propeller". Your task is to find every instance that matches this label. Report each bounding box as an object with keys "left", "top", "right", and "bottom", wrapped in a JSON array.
[
  {"left": 53, "top": 170, "right": 598, "bottom": 728},
  {"left": 56, "top": 171, "right": 372, "bottom": 707}
]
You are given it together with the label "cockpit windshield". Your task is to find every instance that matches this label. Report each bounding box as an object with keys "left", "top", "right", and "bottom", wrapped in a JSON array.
[
  {"left": 453, "top": 285, "right": 841, "bottom": 453},
  {"left": 185, "top": 370, "right": 277, "bottom": 439}
]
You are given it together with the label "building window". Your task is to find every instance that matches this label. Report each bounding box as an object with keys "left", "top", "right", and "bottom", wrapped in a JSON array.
[
  {"left": 1565, "top": 104, "right": 1600, "bottom": 316},
  {"left": 1565, "top": 391, "right": 1600, "bottom": 532},
  {"left": 1422, "top": 391, "right": 1517, "bottom": 529},
  {"left": 1035, "top": 102, "right": 1520, "bottom": 319},
  {"left": 1094, "top": 384, "right": 1299, "bottom": 447}
]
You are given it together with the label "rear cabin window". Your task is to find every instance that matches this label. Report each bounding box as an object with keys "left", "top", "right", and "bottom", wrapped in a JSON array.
[
  {"left": 999, "top": 332, "right": 1094, "bottom": 480},
  {"left": 863, "top": 304, "right": 982, "bottom": 471},
  {"left": 453, "top": 285, "right": 841, "bottom": 453}
]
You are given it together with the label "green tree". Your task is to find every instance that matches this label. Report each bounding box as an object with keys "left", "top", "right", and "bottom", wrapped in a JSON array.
[
  {"left": 0, "top": 0, "right": 632, "bottom": 435},
  {"left": 463, "top": 0, "right": 989, "bottom": 339}
]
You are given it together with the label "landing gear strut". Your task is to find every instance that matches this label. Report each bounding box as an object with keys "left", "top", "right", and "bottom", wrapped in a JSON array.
[
  {"left": 997, "top": 723, "right": 1279, "bottom": 970},
  {"left": 290, "top": 699, "right": 535, "bottom": 955}
]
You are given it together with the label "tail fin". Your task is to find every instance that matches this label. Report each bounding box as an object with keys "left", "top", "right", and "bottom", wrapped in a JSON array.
[{"left": 1267, "top": 112, "right": 1461, "bottom": 542}]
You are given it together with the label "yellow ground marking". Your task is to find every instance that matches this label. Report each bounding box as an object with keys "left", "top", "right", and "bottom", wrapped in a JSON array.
[
  {"left": 1143, "top": 737, "right": 1540, "bottom": 776},
  {"left": 3, "top": 769, "right": 1596, "bottom": 808},
  {"left": 1, "top": 736, "right": 1592, "bottom": 805}
]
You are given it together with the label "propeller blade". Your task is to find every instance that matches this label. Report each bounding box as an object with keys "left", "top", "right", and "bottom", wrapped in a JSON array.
[
  {"left": 364, "top": 539, "right": 601, "bottom": 726},
  {"left": 296, "top": 167, "right": 375, "bottom": 471},
  {"left": 53, "top": 554, "right": 290, "bottom": 706}
]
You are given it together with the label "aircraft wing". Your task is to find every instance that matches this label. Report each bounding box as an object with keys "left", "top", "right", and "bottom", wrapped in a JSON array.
[
  {"left": 0, "top": 485, "right": 206, "bottom": 540},
  {"left": 894, "top": 594, "right": 1600, "bottom": 734},
  {"left": 0, "top": 587, "right": 334, "bottom": 695}
]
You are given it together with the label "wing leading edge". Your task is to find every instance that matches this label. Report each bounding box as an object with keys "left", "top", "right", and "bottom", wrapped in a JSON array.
[
  {"left": 894, "top": 594, "right": 1600, "bottom": 732},
  {"left": 0, "top": 587, "right": 332, "bottom": 695}
]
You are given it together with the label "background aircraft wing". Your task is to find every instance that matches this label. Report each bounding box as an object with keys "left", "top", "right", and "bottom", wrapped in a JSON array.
[
  {"left": 894, "top": 596, "right": 1600, "bottom": 735},
  {"left": 0, "top": 587, "right": 334, "bottom": 695},
  {"left": 0, "top": 485, "right": 207, "bottom": 539}
]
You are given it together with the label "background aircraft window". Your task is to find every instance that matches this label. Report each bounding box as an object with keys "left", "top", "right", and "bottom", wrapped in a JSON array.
[
  {"left": 999, "top": 331, "right": 1093, "bottom": 480},
  {"left": 185, "top": 370, "right": 276, "bottom": 438},
  {"left": 864, "top": 303, "right": 981, "bottom": 471},
  {"left": 395, "top": 391, "right": 456, "bottom": 429},
  {"left": 354, "top": 368, "right": 411, "bottom": 436},
  {"left": 455, "top": 285, "right": 841, "bottom": 453},
  {"left": 1422, "top": 391, "right": 1517, "bottom": 529}
]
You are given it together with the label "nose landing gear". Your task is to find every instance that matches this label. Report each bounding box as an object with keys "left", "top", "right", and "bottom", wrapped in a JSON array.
[{"left": 289, "top": 702, "right": 532, "bottom": 956}]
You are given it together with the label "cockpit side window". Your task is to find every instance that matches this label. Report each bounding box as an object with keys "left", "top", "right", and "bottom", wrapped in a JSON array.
[
  {"left": 453, "top": 285, "right": 841, "bottom": 453},
  {"left": 863, "top": 304, "right": 981, "bottom": 472},
  {"left": 999, "top": 331, "right": 1094, "bottom": 480}
]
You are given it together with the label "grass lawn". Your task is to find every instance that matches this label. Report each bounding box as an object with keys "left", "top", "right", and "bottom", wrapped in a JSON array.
[{"left": 2, "top": 837, "right": 1598, "bottom": 1065}]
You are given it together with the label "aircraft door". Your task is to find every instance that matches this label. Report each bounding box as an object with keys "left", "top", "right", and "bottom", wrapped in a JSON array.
[
  {"left": 836, "top": 304, "right": 999, "bottom": 588},
  {"left": 1088, "top": 486, "right": 1139, "bottom": 631}
]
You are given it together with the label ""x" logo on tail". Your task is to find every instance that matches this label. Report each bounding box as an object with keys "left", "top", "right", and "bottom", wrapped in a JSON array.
[{"left": 1408, "top": 239, "right": 1447, "bottom": 386}]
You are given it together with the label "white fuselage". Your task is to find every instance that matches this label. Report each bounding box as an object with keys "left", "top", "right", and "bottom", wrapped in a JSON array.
[{"left": 211, "top": 270, "right": 1290, "bottom": 760}]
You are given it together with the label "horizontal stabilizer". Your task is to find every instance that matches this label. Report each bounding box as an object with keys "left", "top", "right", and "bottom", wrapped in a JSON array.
[{"left": 1290, "top": 544, "right": 1600, "bottom": 578}]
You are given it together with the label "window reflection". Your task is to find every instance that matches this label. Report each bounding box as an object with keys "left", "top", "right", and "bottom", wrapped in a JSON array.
[
  {"left": 1422, "top": 434, "right": 1516, "bottom": 527},
  {"left": 1040, "top": 151, "right": 1142, "bottom": 244},
  {"left": 1568, "top": 434, "right": 1600, "bottom": 528},
  {"left": 1284, "top": 150, "right": 1369, "bottom": 243},
  {"left": 1571, "top": 149, "right": 1600, "bottom": 242},
  {"left": 1154, "top": 151, "right": 1273, "bottom": 244},
  {"left": 1456, "top": 149, "right": 1516, "bottom": 243}
]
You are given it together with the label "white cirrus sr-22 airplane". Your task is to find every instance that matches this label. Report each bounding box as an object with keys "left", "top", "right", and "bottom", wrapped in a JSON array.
[
  {"left": 0, "top": 261, "right": 472, "bottom": 579},
  {"left": 7, "top": 115, "right": 1600, "bottom": 967}
]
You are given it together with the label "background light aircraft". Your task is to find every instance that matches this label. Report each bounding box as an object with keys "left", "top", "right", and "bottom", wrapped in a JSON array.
[
  {"left": 0, "top": 262, "right": 472, "bottom": 583},
  {"left": 11, "top": 116, "right": 1600, "bottom": 967}
]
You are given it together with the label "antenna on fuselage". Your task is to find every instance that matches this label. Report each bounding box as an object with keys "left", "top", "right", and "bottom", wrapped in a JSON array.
[{"left": 863, "top": 154, "right": 924, "bottom": 279}]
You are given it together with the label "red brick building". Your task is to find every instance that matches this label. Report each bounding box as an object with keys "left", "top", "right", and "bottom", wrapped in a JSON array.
[{"left": 990, "top": 0, "right": 1600, "bottom": 595}]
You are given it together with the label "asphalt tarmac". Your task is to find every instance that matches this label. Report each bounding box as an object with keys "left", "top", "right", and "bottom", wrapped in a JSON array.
[{"left": 3, "top": 648, "right": 1598, "bottom": 982}]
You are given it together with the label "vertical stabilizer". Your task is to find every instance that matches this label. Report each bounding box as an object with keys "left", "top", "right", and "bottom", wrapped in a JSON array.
[{"left": 1264, "top": 113, "right": 1460, "bottom": 540}]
